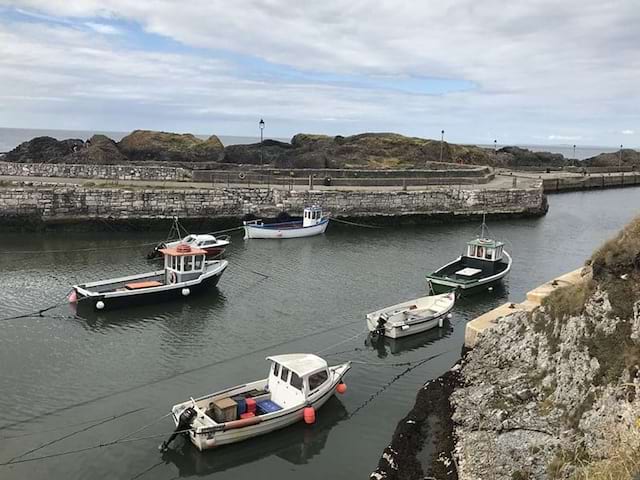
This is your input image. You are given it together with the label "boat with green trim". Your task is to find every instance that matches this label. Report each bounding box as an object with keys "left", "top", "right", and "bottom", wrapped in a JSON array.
[{"left": 426, "top": 222, "right": 511, "bottom": 295}]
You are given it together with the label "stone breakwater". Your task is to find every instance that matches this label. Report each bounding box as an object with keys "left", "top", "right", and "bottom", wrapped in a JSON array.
[
  {"left": 0, "top": 183, "right": 546, "bottom": 224},
  {"left": 0, "top": 161, "right": 192, "bottom": 182}
]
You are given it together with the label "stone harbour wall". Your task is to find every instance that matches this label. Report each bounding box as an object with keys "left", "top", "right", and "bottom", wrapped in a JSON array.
[
  {"left": 0, "top": 183, "right": 546, "bottom": 223},
  {"left": 0, "top": 161, "right": 193, "bottom": 182}
]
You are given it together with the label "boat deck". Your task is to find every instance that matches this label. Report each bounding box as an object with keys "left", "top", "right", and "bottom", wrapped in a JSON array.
[{"left": 429, "top": 256, "right": 509, "bottom": 284}]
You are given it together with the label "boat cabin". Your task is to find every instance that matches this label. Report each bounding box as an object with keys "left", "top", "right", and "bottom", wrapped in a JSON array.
[
  {"left": 302, "top": 206, "right": 324, "bottom": 228},
  {"left": 465, "top": 238, "right": 505, "bottom": 262},
  {"left": 180, "top": 234, "right": 222, "bottom": 249},
  {"left": 266, "top": 354, "right": 330, "bottom": 409},
  {"left": 158, "top": 243, "right": 208, "bottom": 284}
]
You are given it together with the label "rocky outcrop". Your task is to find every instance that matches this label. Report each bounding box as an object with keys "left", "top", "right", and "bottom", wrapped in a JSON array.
[
  {"left": 582, "top": 149, "right": 640, "bottom": 168},
  {"left": 222, "top": 133, "right": 496, "bottom": 169},
  {"left": 495, "top": 146, "right": 566, "bottom": 169},
  {"left": 118, "top": 130, "right": 223, "bottom": 162},
  {"left": 3, "top": 136, "right": 84, "bottom": 163},
  {"left": 64, "top": 135, "right": 127, "bottom": 164},
  {"left": 452, "top": 217, "right": 640, "bottom": 480}
]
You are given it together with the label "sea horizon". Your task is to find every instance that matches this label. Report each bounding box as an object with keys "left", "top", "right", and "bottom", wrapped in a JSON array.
[{"left": 0, "top": 126, "right": 633, "bottom": 160}]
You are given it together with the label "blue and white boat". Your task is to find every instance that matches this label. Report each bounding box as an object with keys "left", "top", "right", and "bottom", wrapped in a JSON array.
[{"left": 243, "top": 206, "right": 329, "bottom": 239}]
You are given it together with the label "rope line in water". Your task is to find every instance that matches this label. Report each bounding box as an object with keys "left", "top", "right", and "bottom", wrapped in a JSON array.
[
  {"left": 329, "top": 217, "right": 384, "bottom": 229},
  {"left": 0, "top": 428, "right": 194, "bottom": 467},
  {"left": 5, "top": 407, "right": 145, "bottom": 464}
]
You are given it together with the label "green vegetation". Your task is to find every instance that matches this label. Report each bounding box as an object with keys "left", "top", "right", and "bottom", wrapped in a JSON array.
[{"left": 540, "top": 279, "right": 595, "bottom": 320}]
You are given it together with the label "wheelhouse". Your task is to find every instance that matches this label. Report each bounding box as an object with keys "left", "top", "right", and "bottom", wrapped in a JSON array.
[
  {"left": 465, "top": 238, "right": 505, "bottom": 262},
  {"left": 266, "top": 354, "right": 331, "bottom": 408},
  {"left": 159, "top": 244, "right": 208, "bottom": 284},
  {"left": 302, "top": 206, "right": 324, "bottom": 227}
]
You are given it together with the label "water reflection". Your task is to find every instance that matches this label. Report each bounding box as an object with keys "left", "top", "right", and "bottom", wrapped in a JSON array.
[
  {"left": 72, "top": 289, "right": 227, "bottom": 333},
  {"left": 161, "top": 397, "right": 348, "bottom": 477},
  {"left": 364, "top": 322, "right": 455, "bottom": 358}
]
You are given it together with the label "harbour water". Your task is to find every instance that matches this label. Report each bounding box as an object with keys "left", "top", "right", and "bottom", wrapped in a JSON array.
[{"left": 0, "top": 188, "right": 639, "bottom": 479}]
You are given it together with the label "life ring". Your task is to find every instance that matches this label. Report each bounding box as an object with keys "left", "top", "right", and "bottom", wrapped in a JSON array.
[
  {"left": 169, "top": 271, "right": 177, "bottom": 284},
  {"left": 238, "top": 172, "right": 246, "bottom": 180}
]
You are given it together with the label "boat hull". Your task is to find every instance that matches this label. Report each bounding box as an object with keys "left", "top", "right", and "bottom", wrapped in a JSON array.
[
  {"left": 177, "top": 364, "right": 349, "bottom": 451},
  {"left": 366, "top": 293, "right": 455, "bottom": 339},
  {"left": 73, "top": 262, "right": 228, "bottom": 312},
  {"left": 243, "top": 219, "right": 329, "bottom": 239},
  {"left": 426, "top": 251, "right": 512, "bottom": 296}
]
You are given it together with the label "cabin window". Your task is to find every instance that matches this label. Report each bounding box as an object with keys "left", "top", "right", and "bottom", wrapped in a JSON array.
[
  {"left": 171, "top": 256, "right": 177, "bottom": 270},
  {"left": 308, "top": 370, "right": 328, "bottom": 391},
  {"left": 272, "top": 363, "right": 280, "bottom": 377},
  {"left": 469, "top": 245, "right": 476, "bottom": 256},
  {"left": 184, "top": 256, "right": 193, "bottom": 271},
  {"left": 485, "top": 249, "right": 493, "bottom": 260},
  {"left": 290, "top": 372, "right": 303, "bottom": 391},
  {"left": 281, "top": 366, "right": 290, "bottom": 382},
  {"left": 477, "top": 246, "right": 484, "bottom": 258},
  {"left": 194, "top": 256, "right": 203, "bottom": 270}
]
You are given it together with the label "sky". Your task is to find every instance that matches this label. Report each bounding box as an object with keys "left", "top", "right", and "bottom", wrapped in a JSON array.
[{"left": 0, "top": 1, "right": 638, "bottom": 146}]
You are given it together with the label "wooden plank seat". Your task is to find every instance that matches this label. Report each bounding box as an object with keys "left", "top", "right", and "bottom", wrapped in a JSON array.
[{"left": 125, "top": 280, "right": 163, "bottom": 290}]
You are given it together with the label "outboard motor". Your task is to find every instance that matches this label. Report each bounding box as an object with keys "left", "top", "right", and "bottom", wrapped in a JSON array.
[
  {"left": 147, "top": 242, "right": 166, "bottom": 260},
  {"left": 374, "top": 316, "right": 387, "bottom": 336},
  {"left": 159, "top": 407, "right": 197, "bottom": 452}
]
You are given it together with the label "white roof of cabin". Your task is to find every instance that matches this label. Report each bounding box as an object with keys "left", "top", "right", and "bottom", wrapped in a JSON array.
[
  {"left": 266, "top": 354, "right": 327, "bottom": 377},
  {"left": 185, "top": 234, "right": 216, "bottom": 242}
]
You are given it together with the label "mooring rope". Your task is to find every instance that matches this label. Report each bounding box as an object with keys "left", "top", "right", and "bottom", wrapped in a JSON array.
[{"left": 329, "top": 217, "right": 384, "bottom": 229}]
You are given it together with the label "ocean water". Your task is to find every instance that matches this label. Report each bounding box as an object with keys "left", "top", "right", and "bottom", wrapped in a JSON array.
[{"left": 0, "top": 127, "right": 626, "bottom": 160}]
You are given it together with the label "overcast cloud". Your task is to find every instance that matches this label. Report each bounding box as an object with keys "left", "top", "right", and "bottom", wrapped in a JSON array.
[{"left": 0, "top": 0, "right": 638, "bottom": 145}]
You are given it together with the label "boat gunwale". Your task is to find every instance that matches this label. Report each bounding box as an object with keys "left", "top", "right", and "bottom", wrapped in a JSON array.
[{"left": 426, "top": 251, "right": 512, "bottom": 288}]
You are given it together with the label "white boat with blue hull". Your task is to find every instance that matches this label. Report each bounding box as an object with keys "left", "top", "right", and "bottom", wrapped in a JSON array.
[
  {"left": 161, "top": 354, "right": 350, "bottom": 451},
  {"left": 366, "top": 292, "right": 455, "bottom": 339},
  {"left": 243, "top": 206, "right": 329, "bottom": 239}
]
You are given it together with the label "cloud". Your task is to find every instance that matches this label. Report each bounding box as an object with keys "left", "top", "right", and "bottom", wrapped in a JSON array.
[
  {"left": 0, "top": 1, "right": 638, "bottom": 144},
  {"left": 84, "top": 22, "right": 121, "bottom": 35},
  {"left": 622, "top": 129, "right": 634, "bottom": 135}
]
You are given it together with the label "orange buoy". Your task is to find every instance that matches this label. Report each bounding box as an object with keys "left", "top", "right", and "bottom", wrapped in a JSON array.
[
  {"left": 303, "top": 406, "right": 316, "bottom": 424},
  {"left": 68, "top": 290, "right": 78, "bottom": 303},
  {"left": 336, "top": 382, "right": 347, "bottom": 394}
]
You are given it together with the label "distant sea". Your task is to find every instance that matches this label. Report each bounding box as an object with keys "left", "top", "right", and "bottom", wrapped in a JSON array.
[{"left": 0, "top": 127, "right": 628, "bottom": 160}]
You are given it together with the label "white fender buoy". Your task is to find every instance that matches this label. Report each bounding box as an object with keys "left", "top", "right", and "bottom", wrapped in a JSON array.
[
  {"left": 488, "top": 286, "right": 493, "bottom": 292},
  {"left": 446, "top": 313, "right": 453, "bottom": 319},
  {"left": 181, "top": 288, "right": 191, "bottom": 296},
  {"left": 438, "top": 317, "right": 444, "bottom": 328},
  {"left": 95, "top": 301, "right": 105, "bottom": 310}
]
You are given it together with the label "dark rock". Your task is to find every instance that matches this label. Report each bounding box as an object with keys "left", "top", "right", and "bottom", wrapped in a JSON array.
[
  {"left": 582, "top": 149, "right": 640, "bottom": 168},
  {"left": 118, "top": 130, "right": 224, "bottom": 163},
  {"left": 64, "top": 135, "right": 127, "bottom": 164},
  {"left": 496, "top": 146, "right": 566, "bottom": 168},
  {"left": 4, "top": 136, "right": 84, "bottom": 163}
]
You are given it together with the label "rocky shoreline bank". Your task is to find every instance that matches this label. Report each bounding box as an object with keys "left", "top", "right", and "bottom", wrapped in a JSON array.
[{"left": 372, "top": 217, "right": 640, "bottom": 480}]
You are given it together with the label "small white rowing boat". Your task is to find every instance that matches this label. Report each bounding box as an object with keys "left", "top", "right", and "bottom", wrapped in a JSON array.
[
  {"left": 161, "top": 354, "right": 350, "bottom": 451},
  {"left": 243, "top": 206, "right": 329, "bottom": 239},
  {"left": 366, "top": 292, "right": 455, "bottom": 339}
]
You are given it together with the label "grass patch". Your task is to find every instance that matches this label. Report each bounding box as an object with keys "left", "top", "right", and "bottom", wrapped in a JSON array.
[{"left": 541, "top": 280, "right": 595, "bottom": 320}]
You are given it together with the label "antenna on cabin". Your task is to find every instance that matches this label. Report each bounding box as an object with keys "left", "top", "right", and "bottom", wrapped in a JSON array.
[{"left": 480, "top": 213, "right": 487, "bottom": 239}]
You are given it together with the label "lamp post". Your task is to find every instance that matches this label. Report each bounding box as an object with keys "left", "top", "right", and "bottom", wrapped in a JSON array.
[
  {"left": 259, "top": 118, "right": 265, "bottom": 166},
  {"left": 573, "top": 144, "right": 576, "bottom": 159},
  {"left": 440, "top": 129, "right": 445, "bottom": 162},
  {"left": 619, "top": 144, "right": 623, "bottom": 170},
  {"left": 494, "top": 139, "right": 497, "bottom": 152}
]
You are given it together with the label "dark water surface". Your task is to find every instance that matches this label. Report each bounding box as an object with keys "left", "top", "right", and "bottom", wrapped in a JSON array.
[{"left": 0, "top": 188, "right": 639, "bottom": 479}]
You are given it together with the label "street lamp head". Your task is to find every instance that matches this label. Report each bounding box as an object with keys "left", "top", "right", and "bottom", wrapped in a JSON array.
[
  {"left": 441, "top": 129, "right": 445, "bottom": 135},
  {"left": 259, "top": 119, "right": 265, "bottom": 130}
]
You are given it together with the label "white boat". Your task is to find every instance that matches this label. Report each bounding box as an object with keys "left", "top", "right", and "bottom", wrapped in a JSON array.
[
  {"left": 243, "top": 206, "right": 329, "bottom": 239},
  {"left": 160, "top": 354, "right": 351, "bottom": 451},
  {"left": 365, "top": 292, "right": 455, "bottom": 339},
  {"left": 161, "top": 234, "right": 230, "bottom": 258},
  {"left": 72, "top": 243, "right": 228, "bottom": 311}
]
